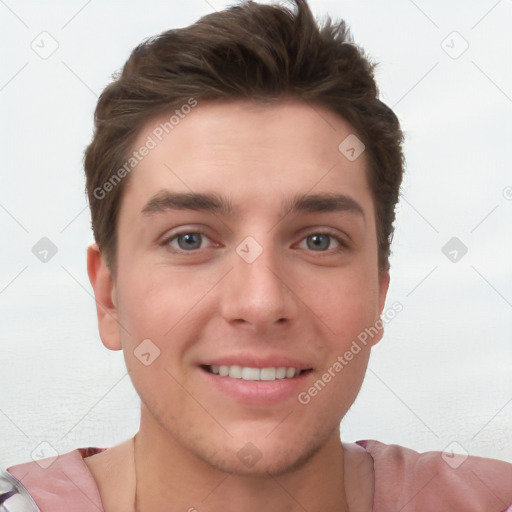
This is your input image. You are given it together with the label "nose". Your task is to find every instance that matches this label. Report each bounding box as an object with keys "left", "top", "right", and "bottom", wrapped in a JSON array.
[{"left": 220, "top": 241, "right": 298, "bottom": 332}]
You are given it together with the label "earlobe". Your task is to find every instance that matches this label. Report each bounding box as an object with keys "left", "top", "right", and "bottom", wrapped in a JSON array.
[{"left": 87, "top": 244, "right": 122, "bottom": 351}]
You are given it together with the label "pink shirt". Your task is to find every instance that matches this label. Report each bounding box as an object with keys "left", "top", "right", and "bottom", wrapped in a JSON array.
[{"left": 6, "top": 440, "right": 512, "bottom": 511}]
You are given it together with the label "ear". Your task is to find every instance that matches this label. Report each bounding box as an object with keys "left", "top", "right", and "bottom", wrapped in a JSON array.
[
  {"left": 370, "top": 269, "right": 391, "bottom": 346},
  {"left": 378, "top": 269, "right": 390, "bottom": 316},
  {"left": 87, "top": 243, "right": 122, "bottom": 351}
]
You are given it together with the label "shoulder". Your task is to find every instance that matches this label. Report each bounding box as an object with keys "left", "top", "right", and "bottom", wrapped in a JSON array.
[
  {"left": 356, "top": 439, "right": 512, "bottom": 512},
  {"left": 5, "top": 447, "right": 106, "bottom": 511}
]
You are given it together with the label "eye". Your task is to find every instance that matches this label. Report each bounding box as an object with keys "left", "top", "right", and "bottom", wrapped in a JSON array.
[
  {"left": 163, "top": 231, "right": 214, "bottom": 252},
  {"left": 297, "top": 232, "right": 344, "bottom": 252}
]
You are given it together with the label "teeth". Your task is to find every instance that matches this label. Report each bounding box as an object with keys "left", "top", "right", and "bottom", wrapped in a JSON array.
[
  {"left": 208, "top": 365, "right": 302, "bottom": 381},
  {"left": 228, "top": 365, "right": 242, "bottom": 379},
  {"left": 286, "top": 367, "right": 296, "bottom": 378},
  {"left": 276, "top": 367, "right": 287, "bottom": 379},
  {"left": 242, "top": 367, "right": 260, "bottom": 380},
  {"left": 260, "top": 368, "right": 276, "bottom": 381}
]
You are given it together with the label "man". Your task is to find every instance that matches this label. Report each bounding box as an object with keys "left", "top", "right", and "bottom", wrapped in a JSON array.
[{"left": 4, "top": 1, "right": 511, "bottom": 510}]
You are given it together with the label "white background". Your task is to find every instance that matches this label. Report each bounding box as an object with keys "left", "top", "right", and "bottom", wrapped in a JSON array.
[{"left": 1, "top": 0, "right": 511, "bottom": 469}]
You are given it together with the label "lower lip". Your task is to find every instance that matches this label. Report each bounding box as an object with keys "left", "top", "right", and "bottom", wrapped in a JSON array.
[{"left": 200, "top": 367, "right": 311, "bottom": 405}]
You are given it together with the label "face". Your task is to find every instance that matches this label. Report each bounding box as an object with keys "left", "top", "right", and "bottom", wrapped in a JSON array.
[{"left": 89, "top": 99, "right": 389, "bottom": 475}]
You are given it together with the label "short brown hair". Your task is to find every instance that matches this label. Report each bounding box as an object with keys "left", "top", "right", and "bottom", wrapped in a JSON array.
[{"left": 84, "top": 0, "right": 404, "bottom": 272}]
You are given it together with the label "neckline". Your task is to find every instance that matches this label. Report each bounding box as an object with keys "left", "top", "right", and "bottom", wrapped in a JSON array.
[{"left": 79, "top": 440, "right": 375, "bottom": 512}]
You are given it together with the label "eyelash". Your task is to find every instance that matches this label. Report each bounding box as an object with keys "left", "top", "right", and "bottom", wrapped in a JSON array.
[
  {"left": 296, "top": 230, "right": 348, "bottom": 253},
  {"left": 160, "top": 228, "right": 348, "bottom": 255},
  {"left": 161, "top": 228, "right": 215, "bottom": 253}
]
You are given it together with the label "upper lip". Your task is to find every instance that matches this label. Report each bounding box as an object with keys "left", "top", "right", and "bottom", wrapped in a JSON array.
[{"left": 199, "top": 355, "right": 312, "bottom": 370}]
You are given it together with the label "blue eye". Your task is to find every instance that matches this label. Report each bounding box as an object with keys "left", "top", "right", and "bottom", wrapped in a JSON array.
[
  {"left": 166, "top": 232, "right": 211, "bottom": 251},
  {"left": 299, "top": 233, "right": 343, "bottom": 252},
  {"left": 161, "top": 229, "right": 346, "bottom": 255}
]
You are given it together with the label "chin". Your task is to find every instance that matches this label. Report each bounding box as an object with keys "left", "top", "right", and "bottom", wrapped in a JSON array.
[{"left": 194, "top": 428, "right": 331, "bottom": 478}]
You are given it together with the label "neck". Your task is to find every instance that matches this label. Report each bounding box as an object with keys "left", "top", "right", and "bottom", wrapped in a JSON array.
[{"left": 133, "top": 416, "right": 349, "bottom": 512}]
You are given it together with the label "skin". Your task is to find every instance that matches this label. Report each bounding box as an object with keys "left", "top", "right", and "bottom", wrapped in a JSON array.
[{"left": 86, "top": 99, "right": 389, "bottom": 511}]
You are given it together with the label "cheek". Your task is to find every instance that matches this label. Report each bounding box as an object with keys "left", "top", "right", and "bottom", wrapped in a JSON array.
[
  {"left": 115, "top": 268, "right": 221, "bottom": 382},
  {"left": 312, "top": 268, "right": 378, "bottom": 406},
  {"left": 116, "top": 273, "right": 194, "bottom": 416},
  {"left": 297, "top": 345, "right": 370, "bottom": 429},
  {"left": 305, "top": 267, "right": 380, "bottom": 340},
  {"left": 116, "top": 266, "right": 206, "bottom": 336}
]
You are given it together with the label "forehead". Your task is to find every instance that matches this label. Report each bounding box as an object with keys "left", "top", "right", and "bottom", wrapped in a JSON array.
[{"left": 122, "top": 99, "right": 372, "bottom": 217}]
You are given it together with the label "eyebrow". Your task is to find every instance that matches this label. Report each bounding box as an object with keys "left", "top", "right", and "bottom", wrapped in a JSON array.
[
  {"left": 140, "top": 190, "right": 365, "bottom": 222},
  {"left": 141, "top": 191, "right": 235, "bottom": 216},
  {"left": 282, "top": 192, "right": 366, "bottom": 222}
]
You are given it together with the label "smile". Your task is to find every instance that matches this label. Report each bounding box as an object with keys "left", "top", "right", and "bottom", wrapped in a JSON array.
[{"left": 204, "top": 365, "right": 310, "bottom": 381}]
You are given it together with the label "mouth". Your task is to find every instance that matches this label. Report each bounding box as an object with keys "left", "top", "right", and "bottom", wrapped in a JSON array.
[
  {"left": 198, "top": 357, "right": 314, "bottom": 404},
  {"left": 202, "top": 364, "right": 312, "bottom": 381}
]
